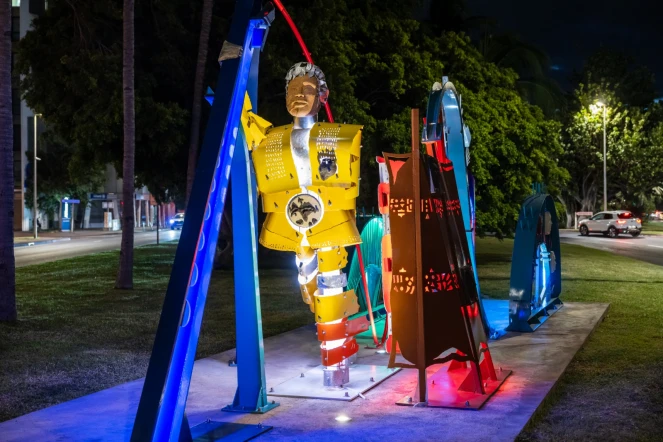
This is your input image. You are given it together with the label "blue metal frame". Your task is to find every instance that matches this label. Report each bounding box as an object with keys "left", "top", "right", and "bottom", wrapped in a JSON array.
[
  {"left": 425, "top": 78, "right": 490, "bottom": 335},
  {"left": 507, "top": 193, "right": 563, "bottom": 332},
  {"left": 221, "top": 43, "right": 276, "bottom": 413},
  {"left": 130, "top": 1, "right": 273, "bottom": 440}
]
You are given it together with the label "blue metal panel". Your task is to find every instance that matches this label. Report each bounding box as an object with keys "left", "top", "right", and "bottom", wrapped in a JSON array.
[
  {"left": 426, "top": 79, "right": 490, "bottom": 335},
  {"left": 507, "top": 193, "right": 563, "bottom": 332},
  {"left": 130, "top": 1, "right": 265, "bottom": 440}
]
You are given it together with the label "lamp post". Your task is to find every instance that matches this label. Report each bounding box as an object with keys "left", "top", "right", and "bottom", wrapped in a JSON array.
[
  {"left": 591, "top": 102, "right": 608, "bottom": 211},
  {"left": 33, "top": 113, "right": 42, "bottom": 239}
]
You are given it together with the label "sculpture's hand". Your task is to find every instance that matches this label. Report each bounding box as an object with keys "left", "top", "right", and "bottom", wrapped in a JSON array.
[{"left": 241, "top": 93, "right": 272, "bottom": 151}]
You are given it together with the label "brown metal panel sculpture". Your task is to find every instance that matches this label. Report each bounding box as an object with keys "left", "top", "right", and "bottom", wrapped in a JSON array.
[{"left": 383, "top": 109, "right": 510, "bottom": 409}]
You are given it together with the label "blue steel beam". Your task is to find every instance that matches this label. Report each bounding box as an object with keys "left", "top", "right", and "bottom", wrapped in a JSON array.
[
  {"left": 222, "top": 114, "right": 276, "bottom": 413},
  {"left": 130, "top": 1, "right": 266, "bottom": 440},
  {"left": 222, "top": 45, "right": 276, "bottom": 412}
]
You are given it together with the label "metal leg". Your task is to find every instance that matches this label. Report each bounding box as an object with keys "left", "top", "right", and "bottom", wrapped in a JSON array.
[
  {"left": 323, "top": 360, "right": 350, "bottom": 387},
  {"left": 222, "top": 117, "right": 277, "bottom": 414}
]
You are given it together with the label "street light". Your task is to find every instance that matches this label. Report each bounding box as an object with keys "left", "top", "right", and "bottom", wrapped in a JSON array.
[
  {"left": 591, "top": 101, "right": 608, "bottom": 211},
  {"left": 33, "top": 113, "right": 43, "bottom": 239}
]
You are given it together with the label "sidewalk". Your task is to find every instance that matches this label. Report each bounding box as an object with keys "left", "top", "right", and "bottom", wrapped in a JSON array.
[
  {"left": 0, "top": 302, "right": 609, "bottom": 442},
  {"left": 13, "top": 236, "right": 72, "bottom": 248},
  {"left": 13, "top": 228, "right": 168, "bottom": 248}
]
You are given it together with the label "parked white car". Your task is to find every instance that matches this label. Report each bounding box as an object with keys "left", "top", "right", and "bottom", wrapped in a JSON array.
[{"left": 578, "top": 211, "right": 642, "bottom": 238}]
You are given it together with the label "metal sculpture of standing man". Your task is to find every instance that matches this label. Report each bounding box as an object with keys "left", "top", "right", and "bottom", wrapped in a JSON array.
[{"left": 241, "top": 62, "right": 364, "bottom": 386}]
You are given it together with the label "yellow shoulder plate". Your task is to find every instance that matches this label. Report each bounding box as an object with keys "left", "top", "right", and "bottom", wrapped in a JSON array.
[{"left": 240, "top": 93, "right": 273, "bottom": 151}]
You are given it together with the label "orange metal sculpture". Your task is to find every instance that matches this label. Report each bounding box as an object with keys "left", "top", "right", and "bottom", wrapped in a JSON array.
[{"left": 382, "top": 110, "right": 510, "bottom": 409}]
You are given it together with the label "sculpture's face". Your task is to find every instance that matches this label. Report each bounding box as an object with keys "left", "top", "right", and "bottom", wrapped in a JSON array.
[{"left": 286, "top": 76, "right": 322, "bottom": 118}]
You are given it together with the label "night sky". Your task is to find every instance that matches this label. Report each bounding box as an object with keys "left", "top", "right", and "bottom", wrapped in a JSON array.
[{"left": 466, "top": 0, "right": 663, "bottom": 96}]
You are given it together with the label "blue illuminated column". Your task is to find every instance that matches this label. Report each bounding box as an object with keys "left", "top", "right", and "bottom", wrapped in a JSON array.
[{"left": 130, "top": 2, "right": 272, "bottom": 440}]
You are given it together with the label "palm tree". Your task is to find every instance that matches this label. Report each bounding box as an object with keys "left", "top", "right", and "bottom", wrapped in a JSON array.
[
  {"left": 185, "top": 0, "right": 214, "bottom": 205},
  {"left": 0, "top": 0, "right": 17, "bottom": 321},
  {"left": 116, "top": 0, "right": 135, "bottom": 289},
  {"left": 479, "top": 33, "right": 565, "bottom": 118},
  {"left": 428, "top": 7, "right": 566, "bottom": 118}
]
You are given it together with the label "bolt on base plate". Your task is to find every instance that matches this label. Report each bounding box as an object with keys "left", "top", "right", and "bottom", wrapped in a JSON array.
[
  {"left": 268, "top": 364, "right": 401, "bottom": 401},
  {"left": 396, "top": 366, "right": 512, "bottom": 410}
]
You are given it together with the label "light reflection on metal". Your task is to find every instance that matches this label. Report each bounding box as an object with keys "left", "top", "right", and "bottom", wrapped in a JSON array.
[{"left": 507, "top": 190, "right": 563, "bottom": 332}]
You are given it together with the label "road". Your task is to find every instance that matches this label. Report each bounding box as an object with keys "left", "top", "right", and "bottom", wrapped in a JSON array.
[
  {"left": 559, "top": 230, "right": 663, "bottom": 267},
  {"left": 15, "top": 230, "right": 181, "bottom": 268},
  {"left": 15, "top": 228, "right": 663, "bottom": 269}
]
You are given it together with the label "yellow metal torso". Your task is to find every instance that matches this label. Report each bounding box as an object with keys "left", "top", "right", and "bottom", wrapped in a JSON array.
[
  {"left": 242, "top": 94, "right": 364, "bottom": 358},
  {"left": 250, "top": 121, "right": 363, "bottom": 252}
]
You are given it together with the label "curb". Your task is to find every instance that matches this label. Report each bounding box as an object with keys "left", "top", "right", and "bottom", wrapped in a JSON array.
[{"left": 14, "top": 238, "right": 72, "bottom": 249}]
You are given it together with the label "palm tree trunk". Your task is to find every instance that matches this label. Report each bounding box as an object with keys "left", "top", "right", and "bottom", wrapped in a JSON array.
[
  {"left": 185, "top": 0, "right": 214, "bottom": 205},
  {"left": 116, "top": 0, "right": 135, "bottom": 289},
  {"left": 0, "top": 0, "right": 16, "bottom": 321}
]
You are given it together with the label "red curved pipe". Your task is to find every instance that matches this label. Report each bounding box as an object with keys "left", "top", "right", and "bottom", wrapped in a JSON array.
[
  {"left": 271, "top": 0, "right": 334, "bottom": 123},
  {"left": 272, "top": 0, "right": 383, "bottom": 346}
]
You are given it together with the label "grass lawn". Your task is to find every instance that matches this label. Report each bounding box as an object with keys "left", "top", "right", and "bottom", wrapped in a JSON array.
[
  {"left": 643, "top": 221, "right": 663, "bottom": 235},
  {"left": 476, "top": 237, "right": 663, "bottom": 441},
  {"left": 1, "top": 238, "right": 662, "bottom": 441},
  {"left": 0, "top": 243, "right": 309, "bottom": 422}
]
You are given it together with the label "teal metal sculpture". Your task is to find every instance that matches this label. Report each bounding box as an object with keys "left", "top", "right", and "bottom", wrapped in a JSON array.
[
  {"left": 507, "top": 190, "right": 563, "bottom": 332},
  {"left": 347, "top": 217, "right": 384, "bottom": 313}
]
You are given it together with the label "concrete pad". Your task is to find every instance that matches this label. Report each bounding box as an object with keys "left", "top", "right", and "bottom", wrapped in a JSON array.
[{"left": 0, "top": 302, "right": 608, "bottom": 442}]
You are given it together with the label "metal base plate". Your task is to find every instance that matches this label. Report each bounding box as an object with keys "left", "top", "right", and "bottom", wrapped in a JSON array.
[
  {"left": 221, "top": 399, "right": 279, "bottom": 414},
  {"left": 268, "top": 364, "right": 400, "bottom": 401},
  {"left": 396, "top": 366, "right": 511, "bottom": 410},
  {"left": 191, "top": 421, "right": 272, "bottom": 441}
]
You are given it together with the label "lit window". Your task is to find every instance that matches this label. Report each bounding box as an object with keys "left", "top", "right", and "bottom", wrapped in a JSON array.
[{"left": 12, "top": 1, "right": 20, "bottom": 7}]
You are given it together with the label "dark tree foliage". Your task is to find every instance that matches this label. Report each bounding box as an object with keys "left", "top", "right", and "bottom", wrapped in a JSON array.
[
  {"left": 251, "top": 0, "right": 566, "bottom": 235},
  {"left": 570, "top": 50, "right": 657, "bottom": 107},
  {"left": 17, "top": 0, "right": 196, "bottom": 199},
  {"left": 19, "top": 0, "right": 567, "bottom": 237},
  {"left": 560, "top": 50, "right": 663, "bottom": 219}
]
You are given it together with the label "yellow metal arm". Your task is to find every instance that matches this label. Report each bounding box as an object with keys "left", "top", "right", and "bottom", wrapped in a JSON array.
[{"left": 241, "top": 93, "right": 272, "bottom": 151}]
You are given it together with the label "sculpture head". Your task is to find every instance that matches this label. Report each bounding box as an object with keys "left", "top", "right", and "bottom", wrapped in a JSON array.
[{"left": 285, "top": 62, "right": 329, "bottom": 118}]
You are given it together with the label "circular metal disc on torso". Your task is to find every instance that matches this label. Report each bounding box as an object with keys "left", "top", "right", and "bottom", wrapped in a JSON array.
[{"left": 286, "top": 190, "right": 325, "bottom": 232}]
